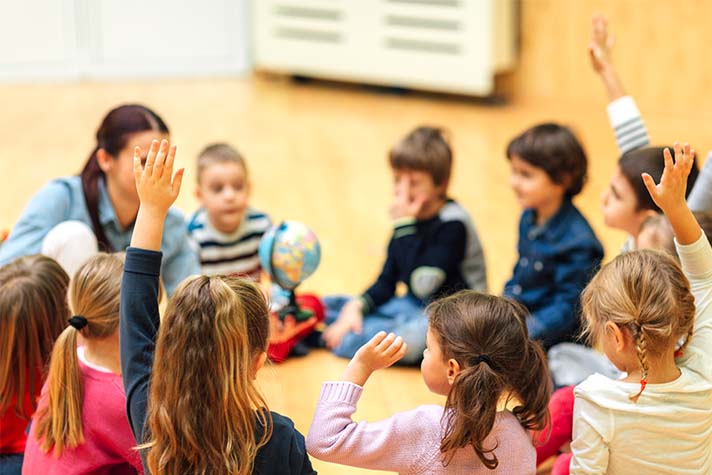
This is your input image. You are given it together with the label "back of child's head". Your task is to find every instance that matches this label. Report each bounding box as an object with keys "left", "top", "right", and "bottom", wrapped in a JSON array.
[
  {"left": 506, "top": 123, "right": 588, "bottom": 198},
  {"left": 389, "top": 126, "right": 452, "bottom": 187},
  {"left": 619, "top": 147, "right": 699, "bottom": 213},
  {"left": 581, "top": 249, "right": 695, "bottom": 401},
  {"left": 638, "top": 211, "right": 712, "bottom": 259},
  {"left": 0, "top": 255, "right": 69, "bottom": 420},
  {"left": 34, "top": 252, "right": 124, "bottom": 455},
  {"left": 196, "top": 143, "right": 247, "bottom": 183},
  {"left": 145, "top": 274, "right": 271, "bottom": 475},
  {"left": 426, "top": 290, "right": 550, "bottom": 469}
]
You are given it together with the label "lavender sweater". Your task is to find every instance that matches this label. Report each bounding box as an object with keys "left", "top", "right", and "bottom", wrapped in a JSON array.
[{"left": 306, "top": 382, "right": 536, "bottom": 475}]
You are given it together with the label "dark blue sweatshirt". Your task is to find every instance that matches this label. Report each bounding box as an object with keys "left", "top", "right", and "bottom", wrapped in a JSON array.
[{"left": 119, "top": 247, "right": 316, "bottom": 474}]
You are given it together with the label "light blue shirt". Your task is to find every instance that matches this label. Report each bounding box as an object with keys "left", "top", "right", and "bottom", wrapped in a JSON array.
[{"left": 0, "top": 176, "right": 199, "bottom": 295}]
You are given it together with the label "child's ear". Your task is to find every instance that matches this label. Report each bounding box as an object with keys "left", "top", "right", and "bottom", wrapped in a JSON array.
[
  {"left": 605, "top": 321, "right": 626, "bottom": 352},
  {"left": 195, "top": 185, "right": 203, "bottom": 201},
  {"left": 252, "top": 351, "right": 268, "bottom": 378},
  {"left": 446, "top": 358, "right": 461, "bottom": 385}
]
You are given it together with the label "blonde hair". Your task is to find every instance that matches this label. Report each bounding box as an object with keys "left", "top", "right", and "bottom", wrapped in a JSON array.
[
  {"left": 0, "top": 255, "right": 69, "bottom": 420},
  {"left": 196, "top": 143, "right": 247, "bottom": 183},
  {"left": 581, "top": 250, "right": 695, "bottom": 402},
  {"left": 144, "top": 275, "right": 272, "bottom": 475},
  {"left": 34, "top": 253, "right": 124, "bottom": 455}
]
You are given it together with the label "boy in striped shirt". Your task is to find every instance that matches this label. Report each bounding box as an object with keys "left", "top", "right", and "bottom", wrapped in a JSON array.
[
  {"left": 187, "top": 143, "right": 271, "bottom": 280},
  {"left": 187, "top": 143, "right": 324, "bottom": 363}
]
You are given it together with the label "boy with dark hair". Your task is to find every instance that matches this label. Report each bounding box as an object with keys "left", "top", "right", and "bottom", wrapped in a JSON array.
[{"left": 505, "top": 123, "right": 604, "bottom": 348}]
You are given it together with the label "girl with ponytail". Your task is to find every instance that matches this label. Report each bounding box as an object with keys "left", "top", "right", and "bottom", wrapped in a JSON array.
[
  {"left": 307, "top": 290, "right": 551, "bottom": 474},
  {"left": 120, "top": 139, "right": 315, "bottom": 474},
  {"left": 22, "top": 253, "right": 144, "bottom": 474},
  {"left": 0, "top": 104, "right": 198, "bottom": 294},
  {"left": 571, "top": 143, "right": 712, "bottom": 474}
]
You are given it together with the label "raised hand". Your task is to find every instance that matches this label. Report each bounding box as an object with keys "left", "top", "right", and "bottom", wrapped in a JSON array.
[
  {"left": 588, "top": 14, "right": 625, "bottom": 101},
  {"left": 342, "top": 331, "right": 408, "bottom": 386},
  {"left": 642, "top": 142, "right": 695, "bottom": 213},
  {"left": 130, "top": 139, "right": 184, "bottom": 251},
  {"left": 588, "top": 13, "right": 614, "bottom": 73},
  {"left": 134, "top": 139, "right": 184, "bottom": 214},
  {"left": 642, "top": 142, "right": 700, "bottom": 245}
]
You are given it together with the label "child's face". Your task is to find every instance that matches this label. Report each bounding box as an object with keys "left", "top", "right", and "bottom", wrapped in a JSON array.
[
  {"left": 509, "top": 155, "right": 566, "bottom": 211},
  {"left": 196, "top": 161, "right": 250, "bottom": 234},
  {"left": 421, "top": 327, "right": 451, "bottom": 396},
  {"left": 601, "top": 166, "right": 649, "bottom": 236},
  {"left": 392, "top": 168, "right": 446, "bottom": 220}
]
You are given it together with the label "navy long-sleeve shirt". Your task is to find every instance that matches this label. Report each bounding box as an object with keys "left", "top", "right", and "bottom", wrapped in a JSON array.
[
  {"left": 119, "top": 247, "right": 316, "bottom": 474},
  {"left": 360, "top": 200, "right": 486, "bottom": 314}
]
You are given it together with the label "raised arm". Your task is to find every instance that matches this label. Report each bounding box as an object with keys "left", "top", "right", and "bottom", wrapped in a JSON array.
[
  {"left": 120, "top": 139, "right": 184, "bottom": 443},
  {"left": 589, "top": 14, "right": 651, "bottom": 154},
  {"left": 308, "top": 332, "right": 439, "bottom": 472},
  {"left": 644, "top": 143, "right": 712, "bottom": 382}
]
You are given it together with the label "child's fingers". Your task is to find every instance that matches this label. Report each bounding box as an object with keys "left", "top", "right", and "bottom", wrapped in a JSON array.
[
  {"left": 641, "top": 173, "right": 657, "bottom": 199},
  {"left": 164, "top": 144, "right": 177, "bottom": 178},
  {"left": 369, "top": 331, "right": 388, "bottom": 348},
  {"left": 396, "top": 342, "right": 408, "bottom": 360},
  {"left": 153, "top": 140, "right": 169, "bottom": 179},
  {"left": 133, "top": 146, "right": 143, "bottom": 182},
  {"left": 144, "top": 140, "right": 160, "bottom": 176},
  {"left": 374, "top": 332, "right": 396, "bottom": 352},
  {"left": 663, "top": 147, "right": 674, "bottom": 172},
  {"left": 172, "top": 168, "right": 185, "bottom": 196},
  {"left": 385, "top": 336, "right": 405, "bottom": 357}
]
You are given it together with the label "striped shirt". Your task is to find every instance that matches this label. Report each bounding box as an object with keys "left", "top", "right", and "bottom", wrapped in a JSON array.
[
  {"left": 187, "top": 208, "right": 272, "bottom": 279},
  {"left": 607, "top": 96, "right": 712, "bottom": 214}
]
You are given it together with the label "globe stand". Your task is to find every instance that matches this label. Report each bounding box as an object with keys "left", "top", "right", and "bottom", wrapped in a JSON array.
[{"left": 277, "top": 288, "right": 314, "bottom": 322}]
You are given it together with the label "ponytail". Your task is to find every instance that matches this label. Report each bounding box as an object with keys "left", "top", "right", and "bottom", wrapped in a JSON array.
[
  {"left": 34, "top": 326, "right": 85, "bottom": 455},
  {"left": 512, "top": 341, "right": 551, "bottom": 433},
  {"left": 80, "top": 150, "right": 112, "bottom": 251},
  {"left": 426, "top": 291, "right": 552, "bottom": 469},
  {"left": 441, "top": 360, "right": 504, "bottom": 468},
  {"left": 33, "top": 253, "right": 124, "bottom": 455}
]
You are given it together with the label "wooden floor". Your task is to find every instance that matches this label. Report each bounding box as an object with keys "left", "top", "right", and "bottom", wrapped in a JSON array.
[{"left": 1, "top": 74, "right": 709, "bottom": 474}]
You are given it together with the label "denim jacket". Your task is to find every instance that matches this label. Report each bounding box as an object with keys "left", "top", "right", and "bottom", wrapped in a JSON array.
[{"left": 504, "top": 199, "right": 604, "bottom": 348}]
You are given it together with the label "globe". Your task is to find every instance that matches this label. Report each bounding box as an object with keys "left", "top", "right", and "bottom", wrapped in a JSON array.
[{"left": 259, "top": 221, "right": 321, "bottom": 321}]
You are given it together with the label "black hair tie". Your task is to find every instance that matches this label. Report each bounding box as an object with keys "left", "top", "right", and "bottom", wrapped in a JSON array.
[
  {"left": 68, "top": 315, "right": 88, "bottom": 330},
  {"left": 474, "top": 354, "right": 494, "bottom": 368}
]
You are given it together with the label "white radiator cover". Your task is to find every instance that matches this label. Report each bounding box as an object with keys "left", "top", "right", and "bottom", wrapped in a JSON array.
[{"left": 253, "top": 0, "right": 517, "bottom": 96}]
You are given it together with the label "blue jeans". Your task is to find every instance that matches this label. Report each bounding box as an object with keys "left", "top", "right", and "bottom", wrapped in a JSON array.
[
  {"left": 0, "top": 453, "right": 23, "bottom": 475},
  {"left": 324, "top": 295, "right": 428, "bottom": 365}
]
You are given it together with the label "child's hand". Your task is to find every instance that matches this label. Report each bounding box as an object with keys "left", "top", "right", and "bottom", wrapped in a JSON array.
[
  {"left": 643, "top": 142, "right": 701, "bottom": 245},
  {"left": 130, "top": 139, "right": 184, "bottom": 251},
  {"left": 323, "top": 299, "right": 363, "bottom": 349},
  {"left": 588, "top": 14, "right": 614, "bottom": 73},
  {"left": 134, "top": 139, "right": 184, "bottom": 214},
  {"left": 343, "top": 332, "right": 408, "bottom": 386},
  {"left": 389, "top": 174, "right": 426, "bottom": 220},
  {"left": 642, "top": 142, "right": 695, "bottom": 213}
]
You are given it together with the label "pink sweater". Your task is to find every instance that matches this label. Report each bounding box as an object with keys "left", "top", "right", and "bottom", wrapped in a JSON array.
[
  {"left": 22, "top": 355, "right": 143, "bottom": 475},
  {"left": 306, "top": 382, "right": 536, "bottom": 475}
]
